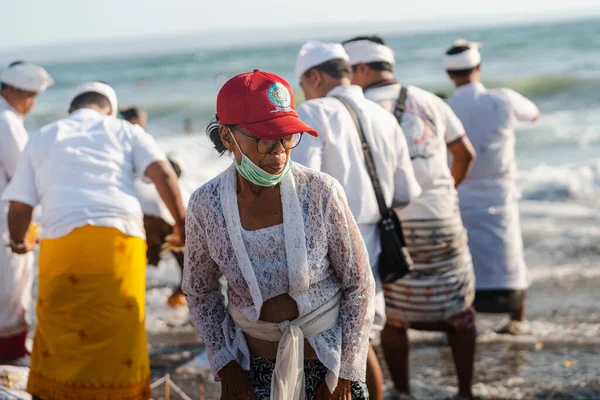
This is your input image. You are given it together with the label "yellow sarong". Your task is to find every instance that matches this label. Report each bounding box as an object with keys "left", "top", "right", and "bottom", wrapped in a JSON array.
[{"left": 27, "top": 225, "right": 150, "bottom": 400}]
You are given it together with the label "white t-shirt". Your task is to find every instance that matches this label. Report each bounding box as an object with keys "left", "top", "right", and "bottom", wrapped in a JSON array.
[
  {"left": 446, "top": 82, "right": 539, "bottom": 208},
  {"left": 364, "top": 83, "right": 466, "bottom": 220},
  {"left": 293, "top": 84, "right": 421, "bottom": 274},
  {"left": 2, "top": 108, "right": 166, "bottom": 239},
  {"left": 0, "top": 96, "right": 28, "bottom": 215}
]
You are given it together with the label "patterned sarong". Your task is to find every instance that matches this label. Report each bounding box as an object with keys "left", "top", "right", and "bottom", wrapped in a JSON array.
[
  {"left": 384, "top": 215, "right": 475, "bottom": 322},
  {"left": 27, "top": 225, "right": 150, "bottom": 400}
]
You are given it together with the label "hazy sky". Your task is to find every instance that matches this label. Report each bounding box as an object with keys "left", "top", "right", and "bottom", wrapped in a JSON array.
[{"left": 1, "top": 0, "right": 598, "bottom": 51}]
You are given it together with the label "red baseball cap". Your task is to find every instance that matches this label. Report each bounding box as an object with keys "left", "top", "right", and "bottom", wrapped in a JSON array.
[{"left": 216, "top": 69, "right": 318, "bottom": 140}]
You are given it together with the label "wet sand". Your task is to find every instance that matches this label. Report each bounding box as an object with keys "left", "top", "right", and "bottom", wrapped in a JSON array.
[{"left": 146, "top": 261, "right": 600, "bottom": 400}]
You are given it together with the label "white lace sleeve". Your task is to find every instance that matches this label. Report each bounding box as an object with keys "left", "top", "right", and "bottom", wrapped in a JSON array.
[
  {"left": 324, "top": 179, "right": 376, "bottom": 381},
  {"left": 182, "top": 191, "right": 235, "bottom": 375}
]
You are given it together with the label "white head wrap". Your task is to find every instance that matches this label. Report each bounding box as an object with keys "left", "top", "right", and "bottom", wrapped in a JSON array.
[
  {"left": 343, "top": 40, "right": 396, "bottom": 66},
  {"left": 69, "top": 82, "right": 119, "bottom": 117},
  {"left": 1, "top": 62, "right": 54, "bottom": 93},
  {"left": 444, "top": 39, "right": 482, "bottom": 71},
  {"left": 295, "top": 40, "right": 349, "bottom": 82}
]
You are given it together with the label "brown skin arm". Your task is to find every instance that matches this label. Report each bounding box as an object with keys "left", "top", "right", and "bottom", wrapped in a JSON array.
[
  {"left": 448, "top": 136, "right": 476, "bottom": 187},
  {"left": 7, "top": 201, "right": 34, "bottom": 254},
  {"left": 145, "top": 160, "right": 187, "bottom": 244}
]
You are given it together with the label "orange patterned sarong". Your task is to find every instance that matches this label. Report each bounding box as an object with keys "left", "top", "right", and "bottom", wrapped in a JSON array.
[{"left": 27, "top": 225, "right": 150, "bottom": 400}]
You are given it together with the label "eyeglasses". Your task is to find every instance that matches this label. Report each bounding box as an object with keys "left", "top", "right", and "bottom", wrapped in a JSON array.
[{"left": 230, "top": 126, "right": 304, "bottom": 154}]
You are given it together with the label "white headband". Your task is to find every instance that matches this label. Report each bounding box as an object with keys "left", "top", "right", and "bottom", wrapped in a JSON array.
[
  {"left": 444, "top": 40, "right": 482, "bottom": 71},
  {"left": 1, "top": 62, "right": 54, "bottom": 93},
  {"left": 343, "top": 40, "right": 396, "bottom": 66},
  {"left": 295, "top": 40, "right": 349, "bottom": 82},
  {"left": 69, "top": 82, "right": 119, "bottom": 117}
]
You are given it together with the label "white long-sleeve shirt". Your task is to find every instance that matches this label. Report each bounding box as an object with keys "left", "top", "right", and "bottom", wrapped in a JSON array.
[
  {"left": 293, "top": 85, "right": 421, "bottom": 272},
  {"left": 447, "top": 82, "right": 539, "bottom": 208}
]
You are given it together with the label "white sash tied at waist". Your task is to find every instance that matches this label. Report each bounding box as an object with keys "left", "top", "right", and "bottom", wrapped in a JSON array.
[{"left": 229, "top": 290, "right": 342, "bottom": 400}]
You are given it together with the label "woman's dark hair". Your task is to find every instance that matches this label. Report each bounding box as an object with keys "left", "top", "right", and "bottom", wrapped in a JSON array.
[
  {"left": 119, "top": 107, "right": 141, "bottom": 122},
  {"left": 207, "top": 117, "right": 230, "bottom": 155},
  {"left": 303, "top": 59, "right": 352, "bottom": 80}
]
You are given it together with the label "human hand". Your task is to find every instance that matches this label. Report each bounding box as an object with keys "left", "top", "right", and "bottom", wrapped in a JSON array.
[
  {"left": 218, "top": 361, "right": 256, "bottom": 400},
  {"left": 315, "top": 378, "right": 352, "bottom": 400},
  {"left": 8, "top": 239, "right": 34, "bottom": 255},
  {"left": 173, "top": 221, "right": 185, "bottom": 244},
  {"left": 164, "top": 222, "right": 185, "bottom": 252}
]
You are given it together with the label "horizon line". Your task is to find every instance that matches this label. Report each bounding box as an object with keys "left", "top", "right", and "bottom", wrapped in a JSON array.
[{"left": 0, "top": 10, "right": 598, "bottom": 63}]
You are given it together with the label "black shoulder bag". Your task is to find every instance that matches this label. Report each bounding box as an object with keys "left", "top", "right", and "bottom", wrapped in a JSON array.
[
  {"left": 393, "top": 85, "right": 409, "bottom": 124},
  {"left": 333, "top": 96, "right": 413, "bottom": 284}
]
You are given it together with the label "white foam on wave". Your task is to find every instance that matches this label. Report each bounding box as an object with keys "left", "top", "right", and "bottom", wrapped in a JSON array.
[
  {"left": 533, "top": 107, "right": 600, "bottom": 147},
  {"left": 518, "top": 159, "right": 600, "bottom": 202},
  {"left": 155, "top": 133, "right": 232, "bottom": 195}
]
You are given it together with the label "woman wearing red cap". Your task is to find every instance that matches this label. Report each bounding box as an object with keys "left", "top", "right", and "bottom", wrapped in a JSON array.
[{"left": 183, "top": 70, "right": 375, "bottom": 400}]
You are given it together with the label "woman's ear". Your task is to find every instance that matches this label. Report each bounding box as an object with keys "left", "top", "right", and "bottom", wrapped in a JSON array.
[{"left": 219, "top": 125, "right": 234, "bottom": 152}]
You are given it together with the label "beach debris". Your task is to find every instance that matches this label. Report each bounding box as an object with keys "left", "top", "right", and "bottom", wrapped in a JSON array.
[
  {"left": 535, "top": 342, "right": 544, "bottom": 350},
  {"left": 151, "top": 373, "right": 194, "bottom": 400},
  {"left": 563, "top": 360, "right": 577, "bottom": 368}
]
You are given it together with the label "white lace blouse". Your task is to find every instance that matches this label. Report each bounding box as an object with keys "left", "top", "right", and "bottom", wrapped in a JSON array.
[{"left": 183, "top": 163, "right": 375, "bottom": 388}]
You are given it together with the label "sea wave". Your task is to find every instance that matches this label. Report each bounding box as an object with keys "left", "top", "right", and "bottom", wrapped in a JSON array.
[
  {"left": 420, "top": 74, "right": 600, "bottom": 101},
  {"left": 518, "top": 160, "right": 600, "bottom": 202}
]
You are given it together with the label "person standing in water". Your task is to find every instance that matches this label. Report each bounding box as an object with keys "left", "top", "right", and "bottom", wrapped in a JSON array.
[
  {"left": 343, "top": 35, "right": 478, "bottom": 400},
  {"left": 0, "top": 61, "right": 54, "bottom": 365},
  {"left": 121, "top": 106, "right": 190, "bottom": 307},
  {"left": 120, "top": 107, "right": 148, "bottom": 128},
  {"left": 444, "top": 39, "right": 540, "bottom": 335}
]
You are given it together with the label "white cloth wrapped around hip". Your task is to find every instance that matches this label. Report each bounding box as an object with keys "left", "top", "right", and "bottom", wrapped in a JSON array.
[
  {"left": 384, "top": 215, "right": 475, "bottom": 322},
  {"left": 228, "top": 290, "right": 342, "bottom": 400},
  {"left": 460, "top": 202, "right": 528, "bottom": 291}
]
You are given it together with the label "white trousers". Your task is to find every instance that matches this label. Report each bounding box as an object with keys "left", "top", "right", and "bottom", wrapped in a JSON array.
[{"left": 0, "top": 210, "right": 34, "bottom": 338}]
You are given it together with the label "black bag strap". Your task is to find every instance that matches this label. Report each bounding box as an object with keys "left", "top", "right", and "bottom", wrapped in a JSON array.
[
  {"left": 393, "top": 85, "right": 409, "bottom": 124},
  {"left": 333, "top": 95, "right": 390, "bottom": 219}
]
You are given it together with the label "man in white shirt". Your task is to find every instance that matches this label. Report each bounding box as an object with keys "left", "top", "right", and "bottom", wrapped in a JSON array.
[
  {"left": 444, "top": 40, "right": 540, "bottom": 335},
  {"left": 0, "top": 61, "right": 54, "bottom": 365},
  {"left": 343, "top": 35, "right": 478, "bottom": 400},
  {"left": 134, "top": 153, "right": 190, "bottom": 307},
  {"left": 3, "top": 82, "right": 186, "bottom": 399},
  {"left": 293, "top": 40, "right": 421, "bottom": 400},
  {"left": 120, "top": 106, "right": 190, "bottom": 307}
]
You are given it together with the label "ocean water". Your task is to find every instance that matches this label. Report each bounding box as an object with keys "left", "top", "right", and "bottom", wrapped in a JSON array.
[
  {"left": 23, "top": 17, "right": 600, "bottom": 205},
  {"left": 13, "top": 16, "right": 600, "bottom": 399}
]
